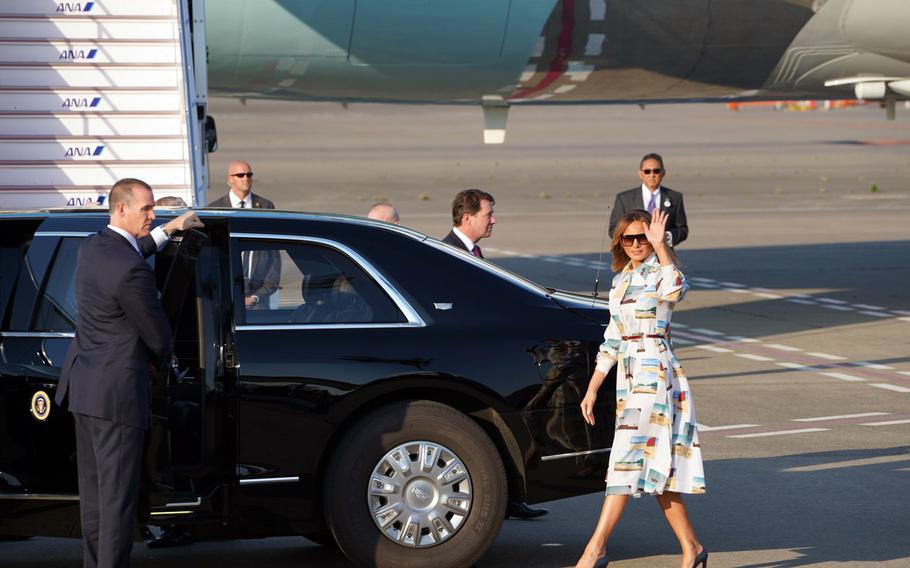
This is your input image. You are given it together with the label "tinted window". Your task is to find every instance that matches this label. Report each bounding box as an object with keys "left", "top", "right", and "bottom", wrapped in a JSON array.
[
  {"left": 32, "top": 238, "right": 83, "bottom": 332},
  {"left": 5, "top": 237, "right": 58, "bottom": 331},
  {"left": 237, "top": 240, "right": 405, "bottom": 325}
]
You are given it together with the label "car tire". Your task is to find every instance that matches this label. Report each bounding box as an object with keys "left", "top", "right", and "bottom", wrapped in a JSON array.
[{"left": 325, "top": 400, "right": 507, "bottom": 568}]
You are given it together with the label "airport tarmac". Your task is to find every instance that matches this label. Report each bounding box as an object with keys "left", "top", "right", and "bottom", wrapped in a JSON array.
[{"left": 4, "top": 100, "right": 909, "bottom": 567}]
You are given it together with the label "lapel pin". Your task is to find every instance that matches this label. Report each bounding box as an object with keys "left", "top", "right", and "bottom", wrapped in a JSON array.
[{"left": 663, "top": 198, "right": 671, "bottom": 208}]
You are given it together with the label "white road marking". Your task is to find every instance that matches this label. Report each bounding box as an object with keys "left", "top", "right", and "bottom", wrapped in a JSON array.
[
  {"left": 729, "top": 428, "right": 829, "bottom": 439},
  {"left": 853, "top": 361, "right": 895, "bottom": 370},
  {"left": 751, "top": 287, "right": 773, "bottom": 293},
  {"left": 736, "top": 353, "right": 775, "bottom": 362},
  {"left": 754, "top": 292, "right": 783, "bottom": 299},
  {"left": 900, "top": 317, "right": 910, "bottom": 323},
  {"left": 870, "top": 383, "right": 910, "bottom": 393},
  {"left": 554, "top": 85, "right": 577, "bottom": 94},
  {"left": 859, "top": 310, "right": 891, "bottom": 318},
  {"left": 690, "top": 328, "right": 724, "bottom": 336},
  {"left": 720, "top": 281, "right": 746, "bottom": 288},
  {"left": 860, "top": 419, "right": 910, "bottom": 426},
  {"left": 697, "top": 423, "right": 759, "bottom": 432},
  {"left": 822, "top": 304, "right": 854, "bottom": 311},
  {"left": 899, "top": 371, "right": 910, "bottom": 377},
  {"left": 792, "top": 412, "right": 889, "bottom": 422},
  {"left": 532, "top": 93, "right": 553, "bottom": 100},
  {"left": 725, "top": 288, "right": 749, "bottom": 294},
  {"left": 805, "top": 352, "right": 847, "bottom": 361},
  {"left": 818, "top": 298, "right": 848, "bottom": 305},
  {"left": 726, "top": 336, "right": 759, "bottom": 343},
  {"left": 693, "top": 282, "right": 719, "bottom": 288},
  {"left": 854, "top": 303, "right": 885, "bottom": 310},
  {"left": 672, "top": 323, "right": 689, "bottom": 328},
  {"left": 672, "top": 338, "right": 695, "bottom": 346},
  {"left": 786, "top": 298, "right": 815, "bottom": 305},
  {"left": 590, "top": 0, "right": 607, "bottom": 20},
  {"left": 696, "top": 345, "right": 734, "bottom": 353},
  {"left": 585, "top": 33, "right": 606, "bottom": 56},
  {"left": 777, "top": 362, "right": 810, "bottom": 370},
  {"left": 519, "top": 69, "right": 536, "bottom": 83},
  {"left": 689, "top": 277, "right": 716, "bottom": 283},
  {"left": 819, "top": 372, "right": 866, "bottom": 382},
  {"left": 766, "top": 344, "right": 802, "bottom": 352}
]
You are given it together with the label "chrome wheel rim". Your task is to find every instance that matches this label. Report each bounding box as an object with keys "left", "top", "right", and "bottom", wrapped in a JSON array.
[{"left": 367, "top": 440, "right": 472, "bottom": 547}]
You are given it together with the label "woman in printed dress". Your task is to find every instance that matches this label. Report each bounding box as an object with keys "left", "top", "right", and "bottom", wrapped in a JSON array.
[{"left": 575, "top": 209, "right": 707, "bottom": 568}]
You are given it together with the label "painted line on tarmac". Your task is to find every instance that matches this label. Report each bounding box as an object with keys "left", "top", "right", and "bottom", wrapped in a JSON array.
[
  {"left": 860, "top": 419, "right": 910, "bottom": 426},
  {"left": 671, "top": 329, "right": 910, "bottom": 394},
  {"left": 869, "top": 383, "right": 910, "bottom": 393},
  {"left": 486, "top": 247, "right": 909, "bottom": 319},
  {"left": 792, "top": 412, "right": 889, "bottom": 422},
  {"left": 727, "top": 428, "right": 829, "bottom": 439}
]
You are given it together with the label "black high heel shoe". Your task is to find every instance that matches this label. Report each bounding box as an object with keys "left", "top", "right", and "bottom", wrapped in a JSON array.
[
  {"left": 690, "top": 548, "right": 708, "bottom": 568},
  {"left": 593, "top": 555, "right": 609, "bottom": 568}
]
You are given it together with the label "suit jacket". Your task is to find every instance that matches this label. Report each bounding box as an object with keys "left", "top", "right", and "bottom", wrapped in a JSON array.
[
  {"left": 442, "top": 229, "right": 470, "bottom": 252},
  {"left": 207, "top": 192, "right": 275, "bottom": 210},
  {"left": 55, "top": 228, "right": 172, "bottom": 430},
  {"left": 608, "top": 186, "right": 688, "bottom": 246}
]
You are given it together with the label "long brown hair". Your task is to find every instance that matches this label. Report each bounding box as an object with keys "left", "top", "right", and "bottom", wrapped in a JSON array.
[{"left": 610, "top": 209, "right": 683, "bottom": 272}]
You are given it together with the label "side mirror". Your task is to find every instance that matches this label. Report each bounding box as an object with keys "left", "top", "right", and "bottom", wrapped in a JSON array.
[{"left": 204, "top": 115, "right": 218, "bottom": 153}]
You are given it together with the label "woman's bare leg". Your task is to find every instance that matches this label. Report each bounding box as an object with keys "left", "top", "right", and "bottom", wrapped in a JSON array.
[
  {"left": 575, "top": 494, "right": 630, "bottom": 568},
  {"left": 655, "top": 492, "right": 703, "bottom": 568}
]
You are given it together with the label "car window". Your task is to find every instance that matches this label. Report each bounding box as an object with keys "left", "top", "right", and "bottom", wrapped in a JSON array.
[
  {"left": 237, "top": 239, "right": 406, "bottom": 326},
  {"left": 32, "top": 238, "right": 83, "bottom": 332}
]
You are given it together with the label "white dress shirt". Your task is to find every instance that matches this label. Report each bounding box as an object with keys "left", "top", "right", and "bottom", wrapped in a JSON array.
[
  {"left": 641, "top": 184, "right": 661, "bottom": 212},
  {"left": 640, "top": 184, "right": 674, "bottom": 246},
  {"left": 107, "top": 224, "right": 169, "bottom": 255},
  {"left": 452, "top": 227, "right": 478, "bottom": 254},
  {"left": 229, "top": 191, "right": 252, "bottom": 208}
]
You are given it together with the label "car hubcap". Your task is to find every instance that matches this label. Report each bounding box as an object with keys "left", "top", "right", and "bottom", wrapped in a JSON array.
[{"left": 368, "top": 441, "right": 472, "bottom": 547}]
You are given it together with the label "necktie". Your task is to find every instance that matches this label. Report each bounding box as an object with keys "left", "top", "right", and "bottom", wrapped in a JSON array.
[
  {"left": 472, "top": 245, "right": 483, "bottom": 259},
  {"left": 239, "top": 201, "right": 246, "bottom": 208},
  {"left": 646, "top": 192, "right": 657, "bottom": 214}
]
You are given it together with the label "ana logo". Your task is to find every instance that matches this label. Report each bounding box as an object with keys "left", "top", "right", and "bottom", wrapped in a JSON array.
[
  {"left": 56, "top": 2, "right": 94, "bottom": 13},
  {"left": 66, "top": 195, "right": 105, "bottom": 207},
  {"left": 64, "top": 145, "right": 105, "bottom": 157},
  {"left": 62, "top": 96, "right": 102, "bottom": 109},
  {"left": 59, "top": 48, "right": 98, "bottom": 61}
]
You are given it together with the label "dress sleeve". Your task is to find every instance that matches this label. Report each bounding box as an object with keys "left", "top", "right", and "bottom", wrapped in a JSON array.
[
  {"left": 658, "top": 264, "right": 689, "bottom": 303},
  {"left": 594, "top": 315, "right": 621, "bottom": 374}
]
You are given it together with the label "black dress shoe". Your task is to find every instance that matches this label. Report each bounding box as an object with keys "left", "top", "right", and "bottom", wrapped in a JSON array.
[
  {"left": 506, "top": 501, "right": 548, "bottom": 519},
  {"left": 145, "top": 526, "right": 194, "bottom": 548}
]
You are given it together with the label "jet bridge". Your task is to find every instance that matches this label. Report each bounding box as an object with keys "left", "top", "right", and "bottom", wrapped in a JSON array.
[{"left": 0, "top": 0, "right": 208, "bottom": 209}]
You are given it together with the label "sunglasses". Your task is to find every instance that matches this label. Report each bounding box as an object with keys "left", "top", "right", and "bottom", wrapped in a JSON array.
[
  {"left": 231, "top": 172, "right": 254, "bottom": 178},
  {"left": 641, "top": 168, "right": 662, "bottom": 175},
  {"left": 621, "top": 233, "right": 648, "bottom": 246}
]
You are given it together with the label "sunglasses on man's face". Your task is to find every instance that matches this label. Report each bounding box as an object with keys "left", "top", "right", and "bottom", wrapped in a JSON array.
[
  {"left": 641, "top": 168, "right": 662, "bottom": 175},
  {"left": 621, "top": 233, "right": 648, "bottom": 246},
  {"left": 231, "top": 172, "right": 253, "bottom": 178}
]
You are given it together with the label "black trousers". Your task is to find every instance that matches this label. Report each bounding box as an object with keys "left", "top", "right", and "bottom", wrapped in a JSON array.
[{"left": 73, "top": 413, "right": 145, "bottom": 568}]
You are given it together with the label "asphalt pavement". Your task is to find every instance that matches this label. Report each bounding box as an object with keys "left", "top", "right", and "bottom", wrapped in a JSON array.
[{"left": 3, "top": 99, "right": 909, "bottom": 567}]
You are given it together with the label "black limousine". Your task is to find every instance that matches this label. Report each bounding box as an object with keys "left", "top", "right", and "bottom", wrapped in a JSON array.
[{"left": 0, "top": 209, "right": 616, "bottom": 567}]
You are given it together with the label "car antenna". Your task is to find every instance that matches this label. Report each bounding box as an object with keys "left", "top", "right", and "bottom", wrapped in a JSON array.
[{"left": 591, "top": 207, "right": 611, "bottom": 307}]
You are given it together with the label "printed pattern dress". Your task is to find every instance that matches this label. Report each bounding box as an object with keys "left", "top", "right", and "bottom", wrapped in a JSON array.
[{"left": 595, "top": 253, "right": 705, "bottom": 495}]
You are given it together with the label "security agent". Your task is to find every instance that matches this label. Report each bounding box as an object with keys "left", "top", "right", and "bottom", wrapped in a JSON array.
[
  {"left": 55, "top": 178, "right": 202, "bottom": 568},
  {"left": 609, "top": 153, "right": 689, "bottom": 247}
]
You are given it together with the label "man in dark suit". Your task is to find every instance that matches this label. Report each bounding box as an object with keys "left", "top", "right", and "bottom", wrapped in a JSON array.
[
  {"left": 441, "top": 189, "right": 496, "bottom": 258},
  {"left": 440, "top": 189, "right": 547, "bottom": 520},
  {"left": 55, "top": 178, "right": 202, "bottom": 568},
  {"left": 608, "top": 153, "right": 689, "bottom": 247},
  {"left": 208, "top": 160, "right": 279, "bottom": 309}
]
